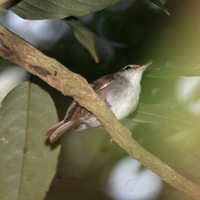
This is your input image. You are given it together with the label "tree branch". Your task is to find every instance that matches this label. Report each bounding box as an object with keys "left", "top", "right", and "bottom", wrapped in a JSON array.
[{"left": 0, "top": 25, "right": 200, "bottom": 199}]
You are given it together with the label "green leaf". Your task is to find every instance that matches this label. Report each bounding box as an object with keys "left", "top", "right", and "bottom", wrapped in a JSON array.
[
  {"left": 146, "top": 63, "right": 200, "bottom": 79},
  {"left": 131, "top": 103, "right": 200, "bottom": 130},
  {"left": 150, "top": 0, "right": 170, "bottom": 16},
  {"left": 0, "top": 82, "right": 59, "bottom": 200},
  {"left": 10, "top": 0, "right": 122, "bottom": 20},
  {"left": 67, "top": 18, "right": 99, "bottom": 63}
]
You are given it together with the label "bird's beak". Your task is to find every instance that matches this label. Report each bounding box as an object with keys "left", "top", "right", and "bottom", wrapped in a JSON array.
[{"left": 140, "top": 62, "right": 152, "bottom": 71}]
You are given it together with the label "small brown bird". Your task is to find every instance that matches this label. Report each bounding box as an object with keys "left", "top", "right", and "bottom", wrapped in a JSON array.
[{"left": 46, "top": 62, "right": 152, "bottom": 142}]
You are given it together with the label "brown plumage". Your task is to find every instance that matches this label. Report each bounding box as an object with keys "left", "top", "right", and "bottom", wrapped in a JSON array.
[{"left": 46, "top": 63, "right": 152, "bottom": 142}]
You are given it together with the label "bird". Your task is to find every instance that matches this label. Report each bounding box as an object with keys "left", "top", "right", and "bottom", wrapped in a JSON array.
[{"left": 46, "top": 62, "right": 152, "bottom": 143}]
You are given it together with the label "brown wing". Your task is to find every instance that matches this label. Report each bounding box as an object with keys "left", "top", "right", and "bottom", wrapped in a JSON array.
[
  {"left": 64, "top": 101, "right": 79, "bottom": 122},
  {"left": 64, "top": 100, "right": 94, "bottom": 123},
  {"left": 64, "top": 73, "right": 115, "bottom": 123},
  {"left": 90, "top": 74, "right": 114, "bottom": 92}
]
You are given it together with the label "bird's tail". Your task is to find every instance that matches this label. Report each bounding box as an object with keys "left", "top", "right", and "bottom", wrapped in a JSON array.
[{"left": 46, "top": 120, "right": 75, "bottom": 143}]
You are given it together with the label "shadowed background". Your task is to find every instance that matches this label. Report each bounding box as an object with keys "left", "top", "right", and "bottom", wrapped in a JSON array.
[{"left": 1, "top": 0, "right": 200, "bottom": 199}]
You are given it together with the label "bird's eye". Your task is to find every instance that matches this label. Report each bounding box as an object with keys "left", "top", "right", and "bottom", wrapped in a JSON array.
[{"left": 124, "top": 66, "right": 132, "bottom": 70}]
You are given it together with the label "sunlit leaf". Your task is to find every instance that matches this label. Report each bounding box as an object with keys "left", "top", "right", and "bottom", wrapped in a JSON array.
[
  {"left": 67, "top": 18, "right": 99, "bottom": 63},
  {"left": 0, "top": 82, "right": 59, "bottom": 200},
  {"left": 10, "top": 0, "right": 122, "bottom": 20},
  {"left": 131, "top": 103, "right": 200, "bottom": 130},
  {"left": 150, "top": 0, "right": 170, "bottom": 16}
]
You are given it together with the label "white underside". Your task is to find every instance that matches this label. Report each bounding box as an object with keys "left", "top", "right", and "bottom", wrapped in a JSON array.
[
  {"left": 108, "top": 84, "right": 140, "bottom": 120},
  {"left": 82, "top": 73, "right": 142, "bottom": 128}
]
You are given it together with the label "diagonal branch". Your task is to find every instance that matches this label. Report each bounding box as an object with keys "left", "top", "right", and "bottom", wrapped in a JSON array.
[{"left": 0, "top": 25, "right": 200, "bottom": 200}]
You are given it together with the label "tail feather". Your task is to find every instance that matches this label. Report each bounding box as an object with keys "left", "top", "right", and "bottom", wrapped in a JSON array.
[
  {"left": 46, "top": 120, "right": 75, "bottom": 143},
  {"left": 46, "top": 120, "right": 64, "bottom": 138}
]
